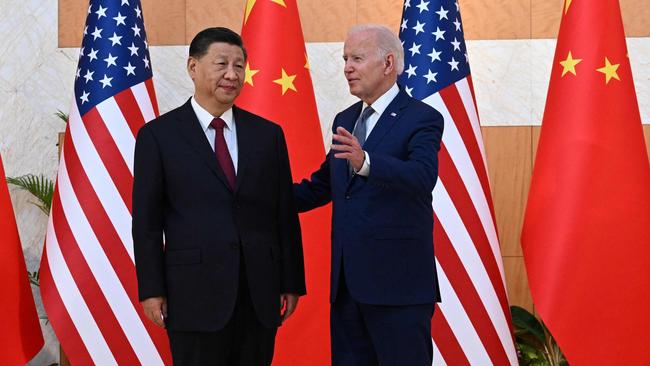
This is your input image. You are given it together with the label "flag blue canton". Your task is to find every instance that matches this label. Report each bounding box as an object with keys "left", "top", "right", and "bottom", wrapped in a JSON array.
[
  {"left": 398, "top": 0, "right": 470, "bottom": 100},
  {"left": 74, "top": 0, "right": 152, "bottom": 115}
]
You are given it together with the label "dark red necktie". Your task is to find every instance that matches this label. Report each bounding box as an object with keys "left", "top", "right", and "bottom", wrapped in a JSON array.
[{"left": 210, "top": 118, "right": 236, "bottom": 190}]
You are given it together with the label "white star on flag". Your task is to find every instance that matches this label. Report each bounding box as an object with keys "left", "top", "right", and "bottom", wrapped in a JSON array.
[
  {"left": 405, "top": 63, "right": 418, "bottom": 78},
  {"left": 104, "top": 53, "right": 118, "bottom": 67},
  {"left": 448, "top": 56, "right": 459, "bottom": 70},
  {"left": 99, "top": 74, "right": 113, "bottom": 88},
  {"left": 435, "top": 6, "right": 448, "bottom": 20}
]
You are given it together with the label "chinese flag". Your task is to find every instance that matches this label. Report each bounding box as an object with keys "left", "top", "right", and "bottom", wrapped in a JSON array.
[
  {"left": 0, "top": 154, "right": 44, "bottom": 365},
  {"left": 521, "top": 0, "right": 650, "bottom": 364},
  {"left": 238, "top": 0, "right": 331, "bottom": 365}
]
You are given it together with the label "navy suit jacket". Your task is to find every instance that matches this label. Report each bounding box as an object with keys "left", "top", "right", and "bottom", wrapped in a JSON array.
[{"left": 295, "top": 89, "right": 443, "bottom": 306}]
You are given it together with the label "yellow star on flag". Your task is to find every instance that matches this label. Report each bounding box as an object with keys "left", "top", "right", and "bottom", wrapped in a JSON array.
[
  {"left": 271, "top": 0, "right": 286, "bottom": 6},
  {"left": 244, "top": 62, "right": 259, "bottom": 86},
  {"left": 304, "top": 52, "right": 310, "bottom": 70},
  {"left": 273, "top": 68, "right": 297, "bottom": 95},
  {"left": 244, "top": 0, "right": 256, "bottom": 24},
  {"left": 564, "top": 0, "right": 573, "bottom": 14},
  {"left": 559, "top": 51, "right": 582, "bottom": 77},
  {"left": 596, "top": 57, "right": 621, "bottom": 84}
]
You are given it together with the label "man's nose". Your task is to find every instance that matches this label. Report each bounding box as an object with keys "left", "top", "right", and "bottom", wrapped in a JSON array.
[{"left": 224, "top": 65, "right": 238, "bottom": 79}]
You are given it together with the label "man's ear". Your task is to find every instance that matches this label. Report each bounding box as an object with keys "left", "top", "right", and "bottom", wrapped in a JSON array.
[
  {"left": 187, "top": 57, "right": 197, "bottom": 79},
  {"left": 384, "top": 53, "right": 395, "bottom": 75}
]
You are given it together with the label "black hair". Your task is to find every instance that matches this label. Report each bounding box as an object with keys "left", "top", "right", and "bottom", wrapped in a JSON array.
[{"left": 189, "top": 27, "right": 247, "bottom": 60}]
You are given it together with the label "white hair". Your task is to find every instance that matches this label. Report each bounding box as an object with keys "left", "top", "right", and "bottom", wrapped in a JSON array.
[{"left": 348, "top": 24, "right": 405, "bottom": 75}]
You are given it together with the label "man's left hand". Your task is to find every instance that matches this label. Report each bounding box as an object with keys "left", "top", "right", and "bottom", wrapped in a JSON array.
[
  {"left": 331, "top": 127, "right": 365, "bottom": 171},
  {"left": 280, "top": 293, "right": 300, "bottom": 323}
]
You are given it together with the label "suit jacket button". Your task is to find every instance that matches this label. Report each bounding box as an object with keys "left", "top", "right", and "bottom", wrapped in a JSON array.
[{"left": 345, "top": 195, "right": 351, "bottom": 200}]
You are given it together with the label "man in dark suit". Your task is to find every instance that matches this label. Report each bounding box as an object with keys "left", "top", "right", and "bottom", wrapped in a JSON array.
[
  {"left": 294, "top": 24, "right": 444, "bottom": 366},
  {"left": 132, "top": 27, "right": 305, "bottom": 366}
]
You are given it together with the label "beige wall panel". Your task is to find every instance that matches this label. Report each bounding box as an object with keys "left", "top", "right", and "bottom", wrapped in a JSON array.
[
  {"left": 482, "top": 126, "right": 531, "bottom": 257},
  {"left": 186, "top": 0, "right": 245, "bottom": 42},
  {"left": 59, "top": 0, "right": 88, "bottom": 47},
  {"left": 297, "top": 0, "right": 356, "bottom": 42},
  {"left": 459, "top": 0, "right": 530, "bottom": 40},
  {"left": 59, "top": 0, "right": 186, "bottom": 47},
  {"left": 532, "top": 0, "right": 650, "bottom": 39},
  {"left": 356, "top": 0, "right": 402, "bottom": 34},
  {"left": 141, "top": 0, "right": 186, "bottom": 45},
  {"left": 503, "top": 256, "right": 534, "bottom": 311},
  {"left": 532, "top": 126, "right": 541, "bottom": 162}
]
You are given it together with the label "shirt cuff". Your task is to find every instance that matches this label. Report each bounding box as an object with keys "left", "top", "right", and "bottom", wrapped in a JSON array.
[{"left": 356, "top": 151, "right": 370, "bottom": 177}]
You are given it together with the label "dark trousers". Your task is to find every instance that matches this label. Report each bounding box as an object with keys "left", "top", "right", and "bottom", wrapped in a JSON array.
[
  {"left": 167, "top": 255, "right": 277, "bottom": 366},
  {"left": 330, "top": 272, "right": 435, "bottom": 366}
]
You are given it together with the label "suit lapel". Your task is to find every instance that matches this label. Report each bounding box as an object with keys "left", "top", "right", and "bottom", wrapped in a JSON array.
[
  {"left": 174, "top": 98, "right": 232, "bottom": 192},
  {"left": 362, "top": 90, "right": 409, "bottom": 152},
  {"left": 232, "top": 106, "right": 253, "bottom": 194}
]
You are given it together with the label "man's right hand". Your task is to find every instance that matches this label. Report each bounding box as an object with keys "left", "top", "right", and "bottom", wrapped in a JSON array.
[{"left": 141, "top": 297, "right": 167, "bottom": 328}]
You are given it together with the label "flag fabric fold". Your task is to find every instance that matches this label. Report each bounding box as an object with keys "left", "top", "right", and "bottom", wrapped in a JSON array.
[
  {"left": 521, "top": 0, "right": 650, "bottom": 364},
  {"left": 398, "top": 0, "right": 517, "bottom": 364},
  {"left": 238, "top": 0, "right": 332, "bottom": 364},
  {"left": 39, "top": 0, "right": 172, "bottom": 364},
  {"left": 0, "top": 155, "right": 44, "bottom": 366}
]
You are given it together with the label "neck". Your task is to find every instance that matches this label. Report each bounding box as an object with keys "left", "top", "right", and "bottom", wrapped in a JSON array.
[
  {"left": 363, "top": 79, "right": 395, "bottom": 105},
  {"left": 194, "top": 95, "right": 232, "bottom": 117}
]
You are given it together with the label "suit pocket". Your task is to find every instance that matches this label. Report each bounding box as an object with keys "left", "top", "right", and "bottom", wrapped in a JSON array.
[{"left": 165, "top": 248, "right": 201, "bottom": 266}]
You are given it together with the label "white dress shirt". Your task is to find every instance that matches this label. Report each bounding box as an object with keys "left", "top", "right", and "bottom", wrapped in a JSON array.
[
  {"left": 191, "top": 96, "right": 239, "bottom": 173},
  {"left": 355, "top": 83, "right": 400, "bottom": 176}
]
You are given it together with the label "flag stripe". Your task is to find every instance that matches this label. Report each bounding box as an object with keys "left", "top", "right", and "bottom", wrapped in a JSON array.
[
  {"left": 425, "top": 90, "right": 506, "bottom": 284},
  {"left": 431, "top": 304, "right": 470, "bottom": 366},
  {"left": 68, "top": 104, "right": 135, "bottom": 262},
  {"left": 132, "top": 81, "right": 157, "bottom": 123},
  {"left": 433, "top": 255, "right": 490, "bottom": 364},
  {"left": 58, "top": 139, "right": 164, "bottom": 365},
  {"left": 432, "top": 337, "right": 449, "bottom": 366},
  {"left": 82, "top": 108, "right": 134, "bottom": 212},
  {"left": 434, "top": 178, "right": 516, "bottom": 364},
  {"left": 51, "top": 189, "right": 140, "bottom": 366},
  {"left": 144, "top": 78, "right": 160, "bottom": 118},
  {"left": 96, "top": 95, "right": 137, "bottom": 172},
  {"left": 438, "top": 144, "right": 510, "bottom": 325},
  {"left": 45, "top": 190, "right": 118, "bottom": 365},
  {"left": 39, "top": 245, "right": 95, "bottom": 366},
  {"left": 114, "top": 88, "right": 146, "bottom": 139},
  {"left": 456, "top": 78, "right": 488, "bottom": 184},
  {"left": 440, "top": 84, "right": 493, "bottom": 219},
  {"left": 434, "top": 213, "right": 510, "bottom": 365}
]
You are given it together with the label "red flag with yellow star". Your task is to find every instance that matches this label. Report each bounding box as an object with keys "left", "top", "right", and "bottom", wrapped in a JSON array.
[
  {"left": 237, "top": 0, "right": 331, "bottom": 364},
  {"left": 521, "top": 0, "right": 650, "bottom": 364}
]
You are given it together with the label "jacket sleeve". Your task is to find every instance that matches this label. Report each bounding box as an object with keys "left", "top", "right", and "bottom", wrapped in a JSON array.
[
  {"left": 368, "top": 106, "right": 444, "bottom": 196},
  {"left": 275, "top": 126, "right": 307, "bottom": 295},
  {"left": 292, "top": 115, "right": 339, "bottom": 212},
  {"left": 132, "top": 124, "right": 167, "bottom": 301}
]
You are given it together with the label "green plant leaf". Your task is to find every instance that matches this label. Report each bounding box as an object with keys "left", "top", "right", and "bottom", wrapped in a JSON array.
[
  {"left": 55, "top": 110, "right": 69, "bottom": 124},
  {"left": 511, "top": 305, "right": 547, "bottom": 345},
  {"left": 6, "top": 174, "right": 54, "bottom": 214}
]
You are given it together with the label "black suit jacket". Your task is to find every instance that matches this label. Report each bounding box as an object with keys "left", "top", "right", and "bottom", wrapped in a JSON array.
[{"left": 132, "top": 99, "right": 305, "bottom": 331}]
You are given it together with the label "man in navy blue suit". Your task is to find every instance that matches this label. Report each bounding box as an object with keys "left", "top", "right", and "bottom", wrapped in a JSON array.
[{"left": 294, "top": 24, "right": 444, "bottom": 366}]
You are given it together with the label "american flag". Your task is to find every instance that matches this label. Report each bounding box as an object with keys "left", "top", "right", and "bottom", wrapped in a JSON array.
[
  {"left": 40, "top": 0, "right": 171, "bottom": 364},
  {"left": 398, "top": 0, "right": 517, "bottom": 364}
]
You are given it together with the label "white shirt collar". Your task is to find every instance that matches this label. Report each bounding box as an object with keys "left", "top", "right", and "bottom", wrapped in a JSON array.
[
  {"left": 191, "top": 96, "right": 235, "bottom": 131},
  {"left": 364, "top": 83, "right": 399, "bottom": 117}
]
